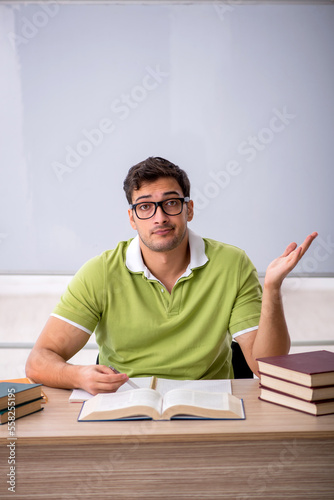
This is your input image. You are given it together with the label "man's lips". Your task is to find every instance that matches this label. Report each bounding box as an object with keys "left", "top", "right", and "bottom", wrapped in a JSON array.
[{"left": 152, "top": 227, "right": 174, "bottom": 236}]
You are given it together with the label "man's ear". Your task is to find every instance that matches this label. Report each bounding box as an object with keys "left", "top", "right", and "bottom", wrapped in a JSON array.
[
  {"left": 187, "top": 200, "right": 194, "bottom": 222},
  {"left": 128, "top": 208, "right": 137, "bottom": 230}
]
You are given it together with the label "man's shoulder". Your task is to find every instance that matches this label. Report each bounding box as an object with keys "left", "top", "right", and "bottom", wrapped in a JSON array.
[
  {"left": 78, "top": 238, "right": 133, "bottom": 273},
  {"left": 99, "top": 238, "right": 133, "bottom": 261},
  {"left": 200, "top": 236, "right": 258, "bottom": 282},
  {"left": 200, "top": 236, "right": 255, "bottom": 275},
  {"left": 203, "top": 236, "right": 246, "bottom": 258}
]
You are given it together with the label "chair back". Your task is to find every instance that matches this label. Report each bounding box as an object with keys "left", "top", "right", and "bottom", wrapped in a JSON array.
[{"left": 231, "top": 341, "right": 253, "bottom": 378}]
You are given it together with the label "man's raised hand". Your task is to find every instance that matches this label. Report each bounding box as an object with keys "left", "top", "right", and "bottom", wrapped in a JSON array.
[{"left": 264, "top": 232, "right": 318, "bottom": 289}]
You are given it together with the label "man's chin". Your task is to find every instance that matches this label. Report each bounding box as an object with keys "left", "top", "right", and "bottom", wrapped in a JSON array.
[
  {"left": 149, "top": 239, "right": 179, "bottom": 253},
  {"left": 143, "top": 234, "right": 181, "bottom": 253},
  {"left": 140, "top": 227, "right": 187, "bottom": 253}
]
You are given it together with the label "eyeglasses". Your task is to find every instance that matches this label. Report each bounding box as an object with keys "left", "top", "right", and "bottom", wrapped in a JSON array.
[{"left": 130, "top": 197, "right": 190, "bottom": 220}]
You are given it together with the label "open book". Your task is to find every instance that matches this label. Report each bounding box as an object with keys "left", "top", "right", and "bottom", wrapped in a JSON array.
[
  {"left": 78, "top": 384, "right": 245, "bottom": 421},
  {"left": 71, "top": 377, "right": 232, "bottom": 402}
]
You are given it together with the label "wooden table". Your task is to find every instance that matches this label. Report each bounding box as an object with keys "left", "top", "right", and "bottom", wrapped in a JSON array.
[{"left": 1, "top": 379, "right": 334, "bottom": 499}]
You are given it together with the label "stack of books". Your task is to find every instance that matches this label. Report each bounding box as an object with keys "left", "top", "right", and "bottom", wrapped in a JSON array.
[
  {"left": 0, "top": 382, "right": 44, "bottom": 424},
  {"left": 257, "top": 350, "right": 334, "bottom": 416}
]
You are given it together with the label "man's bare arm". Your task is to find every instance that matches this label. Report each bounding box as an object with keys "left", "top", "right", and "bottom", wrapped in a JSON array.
[
  {"left": 25, "top": 316, "right": 128, "bottom": 395},
  {"left": 237, "top": 232, "right": 318, "bottom": 377}
]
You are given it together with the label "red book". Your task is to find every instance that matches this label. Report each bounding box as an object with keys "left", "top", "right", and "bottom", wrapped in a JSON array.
[
  {"left": 259, "top": 386, "right": 334, "bottom": 416},
  {"left": 257, "top": 350, "right": 334, "bottom": 387},
  {"left": 259, "top": 374, "right": 334, "bottom": 402}
]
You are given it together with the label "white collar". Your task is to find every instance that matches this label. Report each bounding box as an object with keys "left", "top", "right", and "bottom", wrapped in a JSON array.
[{"left": 125, "top": 228, "right": 208, "bottom": 281}]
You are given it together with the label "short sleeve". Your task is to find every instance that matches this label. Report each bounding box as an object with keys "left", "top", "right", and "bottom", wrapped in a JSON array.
[
  {"left": 52, "top": 255, "right": 105, "bottom": 334},
  {"left": 228, "top": 251, "right": 262, "bottom": 336}
]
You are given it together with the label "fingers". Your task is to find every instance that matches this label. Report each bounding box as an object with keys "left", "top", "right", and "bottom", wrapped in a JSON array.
[
  {"left": 95, "top": 364, "right": 128, "bottom": 381},
  {"left": 282, "top": 232, "right": 318, "bottom": 260},
  {"left": 298, "top": 231, "right": 318, "bottom": 259},
  {"left": 95, "top": 368, "right": 128, "bottom": 393},
  {"left": 80, "top": 365, "right": 129, "bottom": 395},
  {"left": 95, "top": 364, "right": 113, "bottom": 375},
  {"left": 281, "top": 242, "right": 298, "bottom": 257}
]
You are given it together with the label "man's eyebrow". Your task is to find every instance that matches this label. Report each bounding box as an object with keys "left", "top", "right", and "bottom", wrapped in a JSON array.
[{"left": 133, "top": 191, "right": 181, "bottom": 203}]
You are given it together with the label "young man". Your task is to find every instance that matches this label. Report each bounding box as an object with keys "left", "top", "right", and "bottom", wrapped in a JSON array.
[{"left": 26, "top": 157, "right": 317, "bottom": 394}]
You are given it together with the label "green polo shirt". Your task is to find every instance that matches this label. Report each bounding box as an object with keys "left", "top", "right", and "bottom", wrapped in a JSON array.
[{"left": 52, "top": 230, "right": 262, "bottom": 379}]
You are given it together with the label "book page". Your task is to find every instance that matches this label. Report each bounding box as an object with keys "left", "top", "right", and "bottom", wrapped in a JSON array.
[
  {"left": 70, "top": 377, "right": 153, "bottom": 402},
  {"left": 93, "top": 388, "right": 162, "bottom": 413},
  {"left": 117, "top": 377, "right": 153, "bottom": 392},
  {"left": 156, "top": 378, "right": 232, "bottom": 396},
  {"left": 71, "top": 378, "right": 231, "bottom": 402},
  {"left": 162, "top": 389, "right": 234, "bottom": 414},
  {"left": 70, "top": 389, "right": 94, "bottom": 402}
]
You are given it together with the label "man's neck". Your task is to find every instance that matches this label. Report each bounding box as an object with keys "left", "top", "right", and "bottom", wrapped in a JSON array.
[{"left": 140, "top": 234, "right": 190, "bottom": 293}]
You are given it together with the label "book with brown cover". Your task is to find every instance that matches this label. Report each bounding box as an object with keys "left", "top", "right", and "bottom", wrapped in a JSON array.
[
  {"left": 259, "top": 386, "right": 334, "bottom": 416},
  {"left": 257, "top": 350, "right": 334, "bottom": 387},
  {"left": 259, "top": 373, "right": 334, "bottom": 402}
]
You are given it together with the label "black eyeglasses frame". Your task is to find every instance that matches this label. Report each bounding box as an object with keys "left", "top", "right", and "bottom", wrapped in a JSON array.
[{"left": 130, "top": 197, "right": 190, "bottom": 220}]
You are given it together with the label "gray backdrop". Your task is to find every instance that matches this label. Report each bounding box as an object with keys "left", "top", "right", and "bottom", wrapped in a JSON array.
[{"left": 1, "top": 2, "right": 333, "bottom": 275}]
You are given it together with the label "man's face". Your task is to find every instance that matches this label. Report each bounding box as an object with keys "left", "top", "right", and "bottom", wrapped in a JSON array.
[{"left": 128, "top": 177, "right": 194, "bottom": 253}]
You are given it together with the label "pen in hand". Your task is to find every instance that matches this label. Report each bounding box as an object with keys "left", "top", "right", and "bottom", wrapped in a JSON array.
[{"left": 109, "top": 366, "right": 140, "bottom": 390}]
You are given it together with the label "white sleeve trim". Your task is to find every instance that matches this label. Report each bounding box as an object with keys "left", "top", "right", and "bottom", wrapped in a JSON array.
[
  {"left": 232, "top": 325, "right": 258, "bottom": 339},
  {"left": 50, "top": 313, "right": 93, "bottom": 335}
]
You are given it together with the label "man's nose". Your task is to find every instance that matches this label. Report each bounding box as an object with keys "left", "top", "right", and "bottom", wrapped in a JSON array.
[{"left": 153, "top": 205, "right": 169, "bottom": 223}]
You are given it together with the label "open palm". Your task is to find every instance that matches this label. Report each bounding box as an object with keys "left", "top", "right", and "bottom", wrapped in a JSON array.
[{"left": 265, "top": 232, "right": 318, "bottom": 288}]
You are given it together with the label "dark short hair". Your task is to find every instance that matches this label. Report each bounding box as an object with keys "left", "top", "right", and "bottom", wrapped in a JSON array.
[{"left": 123, "top": 156, "right": 191, "bottom": 204}]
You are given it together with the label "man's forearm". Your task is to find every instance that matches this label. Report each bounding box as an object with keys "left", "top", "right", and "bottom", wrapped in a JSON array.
[
  {"left": 26, "top": 346, "right": 129, "bottom": 395},
  {"left": 251, "top": 232, "right": 318, "bottom": 365},
  {"left": 252, "top": 283, "right": 291, "bottom": 362},
  {"left": 26, "top": 347, "right": 82, "bottom": 390}
]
